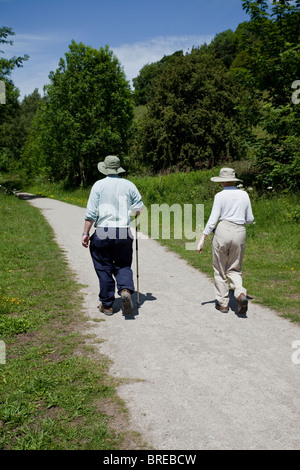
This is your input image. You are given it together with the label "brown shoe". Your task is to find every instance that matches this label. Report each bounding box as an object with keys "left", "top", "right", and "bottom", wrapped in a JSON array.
[
  {"left": 98, "top": 303, "right": 113, "bottom": 316},
  {"left": 215, "top": 302, "right": 229, "bottom": 313},
  {"left": 120, "top": 289, "right": 133, "bottom": 316},
  {"left": 237, "top": 294, "right": 248, "bottom": 315}
]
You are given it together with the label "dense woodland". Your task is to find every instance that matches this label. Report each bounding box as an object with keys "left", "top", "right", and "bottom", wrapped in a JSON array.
[{"left": 0, "top": 0, "right": 299, "bottom": 190}]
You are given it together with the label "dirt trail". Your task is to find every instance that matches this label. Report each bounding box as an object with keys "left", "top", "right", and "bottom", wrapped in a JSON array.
[{"left": 19, "top": 193, "right": 300, "bottom": 450}]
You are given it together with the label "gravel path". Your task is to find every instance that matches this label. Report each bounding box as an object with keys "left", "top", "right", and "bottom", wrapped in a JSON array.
[{"left": 19, "top": 193, "right": 300, "bottom": 450}]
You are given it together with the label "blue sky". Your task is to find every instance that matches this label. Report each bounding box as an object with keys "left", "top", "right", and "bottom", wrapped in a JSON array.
[{"left": 1, "top": 0, "right": 250, "bottom": 100}]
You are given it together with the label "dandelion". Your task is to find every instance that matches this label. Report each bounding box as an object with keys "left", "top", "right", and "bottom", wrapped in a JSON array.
[{"left": 291, "top": 267, "right": 294, "bottom": 271}]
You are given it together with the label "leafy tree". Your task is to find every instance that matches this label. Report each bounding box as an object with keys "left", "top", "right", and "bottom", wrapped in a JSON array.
[
  {"left": 209, "top": 29, "right": 239, "bottom": 68},
  {"left": 22, "top": 41, "right": 134, "bottom": 187},
  {"left": 133, "top": 51, "right": 184, "bottom": 106},
  {"left": 253, "top": 102, "right": 300, "bottom": 190},
  {"left": 4, "top": 89, "right": 42, "bottom": 167},
  {"left": 240, "top": 0, "right": 300, "bottom": 105},
  {"left": 133, "top": 49, "right": 246, "bottom": 172},
  {"left": 236, "top": 0, "right": 300, "bottom": 190},
  {"left": 0, "top": 27, "right": 29, "bottom": 172},
  {"left": 0, "top": 26, "right": 29, "bottom": 78}
]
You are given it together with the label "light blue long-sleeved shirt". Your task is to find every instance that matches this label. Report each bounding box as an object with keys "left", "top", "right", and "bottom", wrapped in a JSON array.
[
  {"left": 203, "top": 187, "right": 254, "bottom": 236},
  {"left": 85, "top": 175, "right": 144, "bottom": 228}
]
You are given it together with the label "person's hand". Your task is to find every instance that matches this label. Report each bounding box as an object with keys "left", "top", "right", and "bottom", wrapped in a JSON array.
[
  {"left": 197, "top": 235, "right": 205, "bottom": 254},
  {"left": 82, "top": 234, "right": 90, "bottom": 248}
]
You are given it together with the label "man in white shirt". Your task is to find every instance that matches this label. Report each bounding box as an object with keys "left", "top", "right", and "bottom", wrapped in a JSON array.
[
  {"left": 198, "top": 168, "right": 254, "bottom": 315},
  {"left": 82, "top": 156, "right": 143, "bottom": 316}
]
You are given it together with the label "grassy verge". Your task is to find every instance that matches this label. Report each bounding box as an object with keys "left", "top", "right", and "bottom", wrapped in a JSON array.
[
  {"left": 131, "top": 172, "right": 300, "bottom": 322},
  {"left": 22, "top": 169, "right": 300, "bottom": 322},
  {"left": 0, "top": 189, "right": 146, "bottom": 450}
]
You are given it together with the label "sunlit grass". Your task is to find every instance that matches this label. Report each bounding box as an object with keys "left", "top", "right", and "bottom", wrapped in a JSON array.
[
  {"left": 13, "top": 170, "right": 300, "bottom": 321},
  {"left": 0, "top": 190, "right": 145, "bottom": 450}
]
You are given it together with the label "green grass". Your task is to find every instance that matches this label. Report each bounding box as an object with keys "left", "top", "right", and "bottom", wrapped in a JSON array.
[
  {"left": 22, "top": 168, "right": 300, "bottom": 322},
  {"left": 0, "top": 190, "right": 146, "bottom": 450},
  {"left": 158, "top": 196, "right": 300, "bottom": 321},
  {"left": 0, "top": 169, "right": 299, "bottom": 448}
]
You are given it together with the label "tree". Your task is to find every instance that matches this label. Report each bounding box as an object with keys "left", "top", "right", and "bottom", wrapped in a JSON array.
[
  {"left": 0, "top": 26, "right": 29, "bottom": 79},
  {"left": 209, "top": 29, "right": 239, "bottom": 68},
  {"left": 23, "top": 41, "right": 134, "bottom": 187},
  {"left": 132, "top": 51, "right": 184, "bottom": 106},
  {"left": 237, "top": 0, "right": 300, "bottom": 189},
  {"left": 133, "top": 49, "right": 246, "bottom": 172},
  {"left": 4, "top": 89, "right": 42, "bottom": 166},
  {"left": 0, "top": 26, "right": 29, "bottom": 172},
  {"left": 240, "top": 0, "right": 300, "bottom": 105}
]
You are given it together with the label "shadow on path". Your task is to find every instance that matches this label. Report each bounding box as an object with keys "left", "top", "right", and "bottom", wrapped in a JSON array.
[
  {"left": 15, "top": 192, "right": 45, "bottom": 201},
  {"left": 202, "top": 289, "right": 253, "bottom": 318},
  {"left": 114, "top": 291, "right": 157, "bottom": 320}
]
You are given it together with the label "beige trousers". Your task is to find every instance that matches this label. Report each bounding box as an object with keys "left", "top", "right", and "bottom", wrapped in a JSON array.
[{"left": 212, "top": 220, "right": 247, "bottom": 308}]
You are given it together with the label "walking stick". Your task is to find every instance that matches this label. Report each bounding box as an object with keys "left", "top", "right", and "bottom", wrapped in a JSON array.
[{"left": 135, "top": 214, "right": 140, "bottom": 306}]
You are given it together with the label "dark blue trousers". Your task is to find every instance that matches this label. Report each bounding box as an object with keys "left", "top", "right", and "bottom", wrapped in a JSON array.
[{"left": 89, "top": 228, "right": 134, "bottom": 308}]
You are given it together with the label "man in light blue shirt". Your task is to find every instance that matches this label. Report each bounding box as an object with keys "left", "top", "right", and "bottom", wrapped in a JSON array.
[{"left": 82, "top": 156, "right": 143, "bottom": 316}]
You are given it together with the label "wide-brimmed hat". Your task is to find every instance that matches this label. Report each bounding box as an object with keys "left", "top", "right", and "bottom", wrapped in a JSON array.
[
  {"left": 211, "top": 167, "right": 242, "bottom": 183},
  {"left": 98, "top": 155, "right": 126, "bottom": 175}
]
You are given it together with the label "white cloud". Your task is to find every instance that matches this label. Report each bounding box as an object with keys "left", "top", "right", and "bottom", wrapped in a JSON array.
[
  {"left": 2, "top": 32, "right": 71, "bottom": 99},
  {"left": 7, "top": 33, "right": 214, "bottom": 99},
  {"left": 113, "top": 34, "right": 214, "bottom": 85},
  {"left": 2, "top": 32, "right": 69, "bottom": 55}
]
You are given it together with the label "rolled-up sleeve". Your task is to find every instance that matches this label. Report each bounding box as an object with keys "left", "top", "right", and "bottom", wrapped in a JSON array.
[
  {"left": 129, "top": 186, "right": 144, "bottom": 214},
  {"left": 85, "top": 184, "right": 100, "bottom": 221}
]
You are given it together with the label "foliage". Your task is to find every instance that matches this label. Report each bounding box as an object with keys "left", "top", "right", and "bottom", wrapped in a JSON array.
[
  {"left": 252, "top": 103, "right": 300, "bottom": 190},
  {"left": 22, "top": 41, "right": 134, "bottom": 187},
  {"left": 131, "top": 49, "right": 247, "bottom": 173},
  {"left": 0, "top": 27, "right": 30, "bottom": 173},
  {"left": 132, "top": 51, "right": 184, "bottom": 106},
  {"left": 0, "top": 26, "right": 29, "bottom": 79},
  {"left": 0, "top": 89, "right": 42, "bottom": 172},
  {"left": 2, "top": 2, "right": 300, "bottom": 190},
  {"left": 234, "top": 1, "right": 300, "bottom": 190},
  {"left": 240, "top": 0, "right": 300, "bottom": 105}
]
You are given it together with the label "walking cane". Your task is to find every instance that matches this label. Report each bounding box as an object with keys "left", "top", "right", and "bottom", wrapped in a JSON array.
[{"left": 135, "top": 214, "right": 140, "bottom": 306}]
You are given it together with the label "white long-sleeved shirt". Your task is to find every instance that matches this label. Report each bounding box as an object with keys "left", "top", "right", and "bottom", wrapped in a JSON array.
[
  {"left": 203, "top": 187, "right": 254, "bottom": 236},
  {"left": 85, "top": 175, "right": 144, "bottom": 228}
]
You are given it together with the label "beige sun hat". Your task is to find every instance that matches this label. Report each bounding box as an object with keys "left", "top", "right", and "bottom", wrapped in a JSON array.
[
  {"left": 211, "top": 167, "right": 243, "bottom": 183},
  {"left": 97, "top": 155, "right": 126, "bottom": 175}
]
